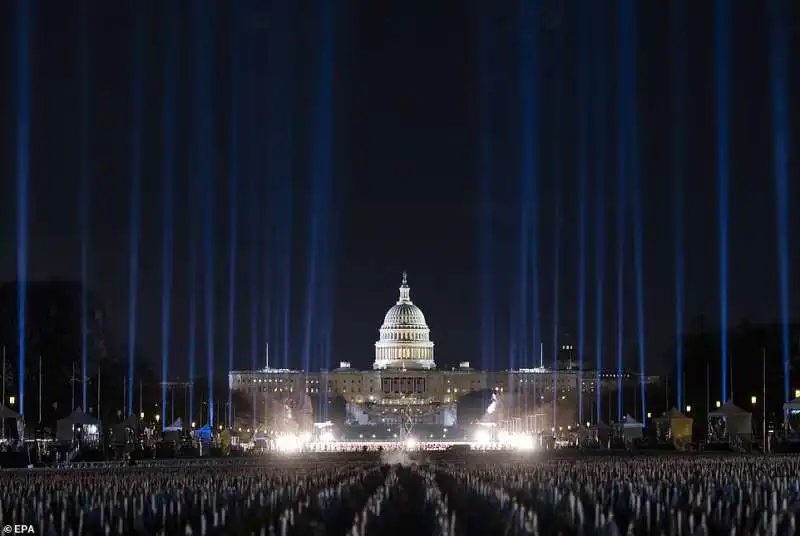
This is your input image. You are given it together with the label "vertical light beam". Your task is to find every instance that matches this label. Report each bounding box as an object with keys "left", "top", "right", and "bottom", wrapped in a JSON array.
[
  {"left": 160, "top": 1, "right": 177, "bottom": 425},
  {"left": 15, "top": 0, "right": 31, "bottom": 416},
  {"left": 621, "top": 0, "right": 647, "bottom": 420},
  {"left": 577, "top": 1, "right": 590, "bottom": 425},
  {"left": 715, "top": 0, "right": 730, "bottom": 402},
  {"left": 671, "top": 0, "right": 687, "bottom": 411},
  {"left": 769, "top": 0, "right": 790, "bottom": 403},
  {"left": 551, "top": 6, "right": 565, "bottom": 429},
  {"left": 78, "top": 3, "right": 90, "bottom": 413},
  {"left": 615, "top": 0, "right": 628, "bottom": 421},
  {"left": 592, "top": 2, "right": 607, "bottom": 424},
  {"left": 226, "top": 2, "right": 242, "bottom": 429},
  {"left": 303, "top": 0, "right": 336, "bottom": 376},
  {"left": 127, "top": 7, "right": 144, "bottom": 417},
  {"left": 476, "top": 1, "right": 496, "bottom": 374}
]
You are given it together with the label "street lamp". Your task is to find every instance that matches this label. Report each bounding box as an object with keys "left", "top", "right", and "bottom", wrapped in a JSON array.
[
  {"left": 646, "top": 412, "right": 652, "bottom": 419},
  {"left": 155, "top": 414, "right": 161, "bottom": 423},
  {"left": 139, "top": 412, "right": 144, "bottom": 420},
  {"left": 716, "top": 400, "right": 721, "bottom": 408},
  {"left": 685, "top": 405, "right": 692, "bottom": 413},
  {"left": 795, "top": 389, "right": 800, "bottom": 399},
  {"left": 191, "top": 421, "right": 196, "bottom": 428},
  {"left": 8, "top": 396, "right": 15, "bottom": 406},
  {"left": 751, "top": 396, "right": 757, "bottom": 405}
]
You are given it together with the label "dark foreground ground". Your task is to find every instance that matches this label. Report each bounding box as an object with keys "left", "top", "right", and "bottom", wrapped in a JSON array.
[{"left": 1, "top": 451, "right": 798, "bottom": 535}]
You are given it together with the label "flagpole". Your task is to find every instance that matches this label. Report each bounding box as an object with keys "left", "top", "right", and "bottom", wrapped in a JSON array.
[
  {"left": 2, "top": 346, "right": 5, "bottom": 439},
  {"left": 97, "top": 367, "right": 101, "bottom": 419},
  {"left": 38, "top": 355, "right": 42, "bottom": 424}
]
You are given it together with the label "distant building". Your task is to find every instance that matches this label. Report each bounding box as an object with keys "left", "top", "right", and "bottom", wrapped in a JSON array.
[{"left": 229, "top": 273, "right": 656, "bottom": 432}]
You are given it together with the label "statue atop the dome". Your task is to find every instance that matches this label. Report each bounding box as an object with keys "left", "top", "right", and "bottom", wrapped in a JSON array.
[{"left": 401, "top": 271, "right": 408, "bottom": 287}]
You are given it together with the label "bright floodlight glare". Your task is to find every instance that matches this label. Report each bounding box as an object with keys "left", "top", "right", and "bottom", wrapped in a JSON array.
[
  {"left": 320, "top": 431, "right": 335, "bottom": 442},
  {"left": 515, "top": 434, "right": 535, "bottom": 451},
  {"left": 405, "top": 437, "right": 418, "bottom": 450},
  {"left": 474, "top": 429, "right": 491, "bottom": 444},
  {"left": 497, "top": 431, "right": 511, "bottom": 444},
  {"left": 275, "top": 434, "right": 300, "bottom": 453}
]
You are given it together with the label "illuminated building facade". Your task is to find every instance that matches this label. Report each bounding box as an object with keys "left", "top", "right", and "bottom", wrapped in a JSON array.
[{"left": 229, "top": 274, "right": 657, "bottom": 432}]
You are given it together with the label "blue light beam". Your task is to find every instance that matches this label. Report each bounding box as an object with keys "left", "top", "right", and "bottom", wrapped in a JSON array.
[
  {"left": 671, "top": 0, "right": 687, "bottom": 411},
  {"left": 592, "top": 5, "right": 607, "bottom": 424},
  {"left": 715, "top": 0, "right": 730, "bottom": 402},
  {"left": 770, "top": 0, "right": 790, "bottom": 403},
  {"left": 78, "top": 4, "right": 90, "bottom": 413},
  {"left": 577, "top": 2, "right": 590, "bottom": 425},
  {"left": 15, "top": 0, "right": 31, "bottom": 416},
  {"left": 127, "top": 8, "right": 144, "bottom": 417},
  {"left": 226, "top": 3, "right": 242, "bottom": 428},
  {"left": 477, "top": 2, "right": 496, "bottom": 374},
  {"left": 620, "top": 0, "right": 647, "bottom": 421},
  {"left": 160, "top": 1, "right": 177, "bottom": 426},
  {"left": 520, "top": 0, "right": 541, "bottom": 378}
]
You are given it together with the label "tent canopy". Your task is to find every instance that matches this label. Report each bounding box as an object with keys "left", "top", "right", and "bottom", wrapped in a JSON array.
[
  {"left": 163, "top": 418, "right": 184, "bottom": 432},
  {"left": 655, "top": 407, "right": 693, "bottom": 441},
  {"left": 56, "top": 408, "right": 101, "bottom": 441},
  {"left": 709, "top": 400, "right": 750, "bottom": 417},
  {"left": 0, "top": 405, "right": 19, "bottom": 419},
  {"left": 783, "top": 398, "right": 800, "bottom": 411},
  {"left": 709, "top": 400, "right": 752, "bottom": 436},
  {"left": 620, "top": 415, "right": 644, "bottom": 429},
  {"left": 58, "top": 408, "right": 100, "bottom": 426},
  {"left": 655, "top": 407, "right": 690, "bottom": 420}
]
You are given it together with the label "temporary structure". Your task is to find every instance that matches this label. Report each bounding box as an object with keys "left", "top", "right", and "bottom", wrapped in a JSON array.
[
  {"left": 163, "top": 418, "right": 184, "bottom": 442},
  {"left": 782, "top": 398, "right": 800, "bottom": 432},
  {"left": 708, "top": 400, "right": 752, "bottom": 437},
  {"left": 615, "top": 415, "right": 644, "bottom": 441},
  {"left": 654, "top": 408, "right": 693, "bottom": 442},
  {"left": 592, "top": 420, "right": 612, "bottom": 446},
  {"left": 56, "top": 408, "right": 101, "bottom": 442},
  {"left": 163, "top": 418, "right": 184, "bottom": 432},
  {"left": 0, "top": 405, "right": 19, "bottom": 419}
]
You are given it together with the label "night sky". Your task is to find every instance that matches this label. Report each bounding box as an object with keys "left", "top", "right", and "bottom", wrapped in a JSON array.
[{"left": 0, "top": 0, "right": 798, "bottom": 383}]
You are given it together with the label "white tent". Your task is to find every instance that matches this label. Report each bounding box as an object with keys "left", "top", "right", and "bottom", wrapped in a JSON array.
[
  {"left": 57, "top": 408, "right": 101, "bottom": 442},
  {"left": 615, "top": 415, "right": 644, "bottom": 440},
  {"left": 783, "top": 398, "right": 800, "bottom": 411},
  {"left": 783, "top": 398, "right": 800, "bottom": 431},
  {"left": 163, "top": 418, "right": 184, "bottom": 432},
  {"left": 709, "top": 400, "right": 752, "bottom": 436}
]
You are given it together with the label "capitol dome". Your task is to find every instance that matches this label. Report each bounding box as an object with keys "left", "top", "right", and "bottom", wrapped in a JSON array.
[{"left": 373, "top": 272, "right": 436, "bottom": 370}]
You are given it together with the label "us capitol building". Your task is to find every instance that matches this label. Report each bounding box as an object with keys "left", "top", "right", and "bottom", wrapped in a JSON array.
[{"left": 229, "top": 273, "right": 657, "bottom": 433}]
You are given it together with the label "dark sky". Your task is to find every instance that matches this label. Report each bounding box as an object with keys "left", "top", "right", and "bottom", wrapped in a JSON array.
[{"left": 0, "top": 0, "right": 798, "bottom": 381}]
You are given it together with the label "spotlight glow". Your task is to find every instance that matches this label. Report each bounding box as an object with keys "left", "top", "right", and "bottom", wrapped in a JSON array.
[
  {"left": 226, "top": 2, "right": 242, "bottom": 429},
  {"left": 160, "top": 1, "right": 177, "bottom": 426},
  {"left": 275, "top": 434, "right": 301, "bottom": 454},
  {"left": 577, "top": 5, "right": 590, "bottom": 425},
  {"left": 715, "top": 0, "right": 730, "bottom": 402},
  {"left": 476, "top": 3, "right": 496, "bottom": 374},
  {"left": 770, "top": 0, "right": 791, "bottom": 403},
  {"left": 127, "top": 7, "right": 144, "bottom": 417},
  {"left": 551, "top": 13, "right": 564, "bottom": 431},
  {"left": 671, "top": 0, "right": 687, "bottom": 411},
  {"left": 78, "top": 4, "right": 89, "bottom": 413},
  {"left": 621, "top": 0, "right": 647, "bottom": 420},
  {"left": 404, "top": 437, "right": 419, "bottom": 451},
  {"left": 592, "top": 12, "right": 608, "bottom": 424},
  {"left": 15, "top": 0, "right": 31, "bottom": 416},
  {"left": 193, "top": 0, "right": 216, "bottom": 427}
]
